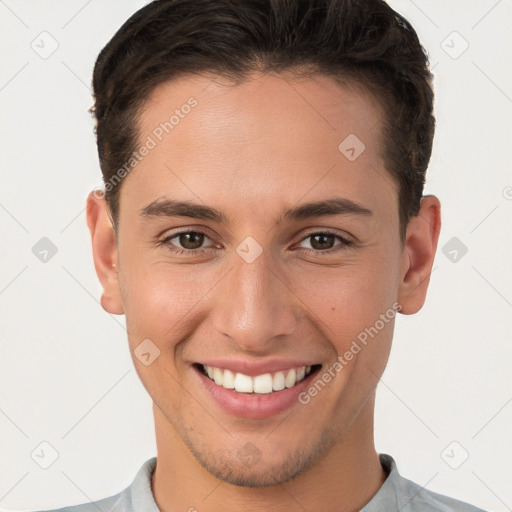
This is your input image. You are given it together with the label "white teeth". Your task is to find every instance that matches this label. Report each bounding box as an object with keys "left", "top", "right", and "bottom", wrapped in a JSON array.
[
  {"left": 272, "top": 371, "right": 285, "bottom": 391},
  {"left": 253, "top": 374, "right": 273, "bottom": 394},
  {"left": 285, "top": 368, "right": 297, "bottom": 388},
  {"left": 234, "top": 372, "right": 253, "bottom": 393},
  {"left": 213, "top": 367, "right": 223, "bottom": 385},
  {"left": 202, "top": 364, "right": 312, "bottom": 394},
  {"left": 223, "top": 369, "right": 235, "bottom": 389}
]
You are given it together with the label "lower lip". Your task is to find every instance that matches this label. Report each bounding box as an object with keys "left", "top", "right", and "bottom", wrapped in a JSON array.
[{"left": 194, "top": 365, "right": 320, "bottom": 419}]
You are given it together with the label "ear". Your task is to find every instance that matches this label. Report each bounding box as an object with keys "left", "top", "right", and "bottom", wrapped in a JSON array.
[
  {"left": 86, "top": 190, "right": 124, "bottom": 315},
  {"left": 398, "top": 195, "right": 441, "bottom": 315}
]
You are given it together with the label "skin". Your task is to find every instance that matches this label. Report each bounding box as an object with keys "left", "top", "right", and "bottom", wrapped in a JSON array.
[{"left": 87, "top": 71, "right": 440, "bottom": 512}]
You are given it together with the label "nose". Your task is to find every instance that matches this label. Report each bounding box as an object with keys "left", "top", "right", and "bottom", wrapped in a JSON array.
[{"left": 211, "top": 249, "right": 298, "bottom": 353}]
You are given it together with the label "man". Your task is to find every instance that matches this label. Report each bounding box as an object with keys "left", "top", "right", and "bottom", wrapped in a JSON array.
[{"left": 36, "top": 0, "right": 485, "bottom": 510}]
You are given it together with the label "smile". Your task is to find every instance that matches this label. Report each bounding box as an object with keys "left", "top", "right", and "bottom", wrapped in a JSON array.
[{"left": 198, "top": 364, "right": 319, "bottom": 394}]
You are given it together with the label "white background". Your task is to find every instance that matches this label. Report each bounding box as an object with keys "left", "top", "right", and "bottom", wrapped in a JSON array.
[{"left": 0, "top": 1, "right": 511, "bottom": 510}]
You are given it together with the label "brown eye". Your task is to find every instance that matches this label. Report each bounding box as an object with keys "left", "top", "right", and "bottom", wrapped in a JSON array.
[
  {"left": 309, "top": 233, "right": 336, "bottom": 250},
  {"left": 159, "top": 230, "right": 216, "bottom": 254},
  {"left": 177, "top": 232, "right": 205, "bottom": 250},
  {"left": 297, "top": 231, "right": 352, "bottom": 254}
]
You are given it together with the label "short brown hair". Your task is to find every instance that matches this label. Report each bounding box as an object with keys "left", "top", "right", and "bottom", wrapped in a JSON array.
[{"left": 91, "top": 0, "right": 435, "bottom": 239}]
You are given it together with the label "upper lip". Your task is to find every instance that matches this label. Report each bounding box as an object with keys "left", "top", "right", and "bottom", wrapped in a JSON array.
[{"left": 195, "top": 359, "right": 320, "bottom": 376}]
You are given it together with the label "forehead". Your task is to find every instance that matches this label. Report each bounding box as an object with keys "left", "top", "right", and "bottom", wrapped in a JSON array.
[
  {"left": 123, "top": 71, "right": 396, "bottom": 226},
  {"left": 139, "top": 70, "right": 384, "bottom": 154}
]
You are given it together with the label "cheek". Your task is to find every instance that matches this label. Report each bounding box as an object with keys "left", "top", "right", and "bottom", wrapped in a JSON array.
[
  {"left": 118, "top": 262, "right": 219, "bottom": 402},
  {"left": 119, "top": 258, "right": 219, "bottom": 346},
  {"left": 291, "top": 257, "right": 399, "bottom": 336}
]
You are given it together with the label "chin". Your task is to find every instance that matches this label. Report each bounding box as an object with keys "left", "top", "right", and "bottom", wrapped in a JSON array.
[{"left": 185, "top": 427, "right": 337, "bottom": 488}]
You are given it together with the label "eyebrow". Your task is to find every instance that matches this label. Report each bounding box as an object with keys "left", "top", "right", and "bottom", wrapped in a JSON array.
[{"left": 139, "top": 197, "right": 372, "bottom": 224}]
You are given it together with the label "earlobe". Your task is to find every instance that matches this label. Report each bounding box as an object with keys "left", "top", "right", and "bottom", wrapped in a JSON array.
[
  {"left": 86, "top": 190, "right": 124, "bottom": 315},
  {"left": 398, "top": 195, "right": 441, "bottom": 315}
]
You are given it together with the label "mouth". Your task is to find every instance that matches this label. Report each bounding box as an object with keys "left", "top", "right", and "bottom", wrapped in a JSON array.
[{"left": 194, "top": 363, "right": 323, "bottom": 395}]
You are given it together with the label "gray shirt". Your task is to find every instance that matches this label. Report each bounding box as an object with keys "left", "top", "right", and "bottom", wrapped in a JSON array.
[{"left": 29, "top": 454, "right": 486, "bottom": 512}]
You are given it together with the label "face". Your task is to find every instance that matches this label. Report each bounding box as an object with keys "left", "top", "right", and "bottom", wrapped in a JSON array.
[{"left": 88, "top": 71, "right": 440, "bottom": 487}]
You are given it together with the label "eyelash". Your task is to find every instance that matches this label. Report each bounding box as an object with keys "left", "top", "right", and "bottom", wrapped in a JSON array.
[{"left": 157, "top": 228, "right": 353, "bottom": 256}]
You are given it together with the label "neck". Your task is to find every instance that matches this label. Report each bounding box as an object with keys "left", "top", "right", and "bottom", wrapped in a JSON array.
[{"left": 151, "top": 398, "right": 386, "bottom": 512}]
